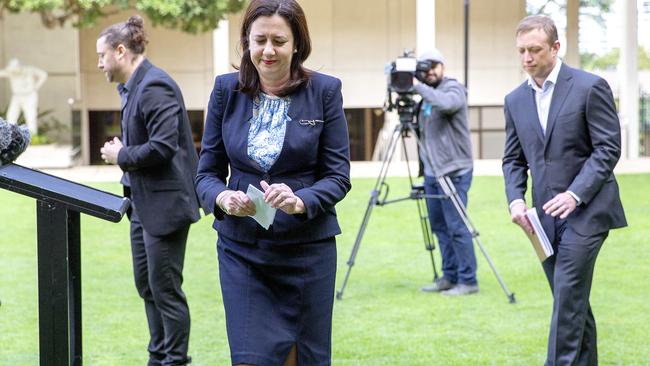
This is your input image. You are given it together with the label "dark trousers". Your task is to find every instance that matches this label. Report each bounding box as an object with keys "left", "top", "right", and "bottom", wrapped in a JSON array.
[
  {"left": 423, "top": 171, "right": 477, "bottom": 285},
  {"left": 543, "top": 220, "right": 607, "bottom": 366},
  {"left": 130, "top": 205, "right": 191, "bottom": 366}
]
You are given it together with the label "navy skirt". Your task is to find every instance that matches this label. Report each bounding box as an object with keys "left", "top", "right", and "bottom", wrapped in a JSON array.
[{"left": 217, "top": 235, "right": 337, "bottom": 366}]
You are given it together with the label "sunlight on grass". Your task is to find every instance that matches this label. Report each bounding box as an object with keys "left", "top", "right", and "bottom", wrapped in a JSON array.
[{"left": 1, "top": 175, "right": 648, "bottom": 365}]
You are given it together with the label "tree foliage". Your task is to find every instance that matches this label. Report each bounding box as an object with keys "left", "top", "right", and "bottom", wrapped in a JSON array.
[
  {"left": 0, "top": 0, "right": 247, "bottom": 33},
  {"left": 581, "top": 47, "right": 650, "bottom": 71},
  {"left": 528, "top": 0, "right": 614, "bottom": 26},
  {"left": 581, "top": 48, "right": 618, "bottom": 70}
]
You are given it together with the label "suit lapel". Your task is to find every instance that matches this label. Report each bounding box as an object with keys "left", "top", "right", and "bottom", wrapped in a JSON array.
[
  {"left": 286, "top": 86, "right": 304, "bottom": 122},
  {"left": 124, "top": 59, "right": 152, "bottom": 111},
  {"left": 544, "top": 64, "right": 573, "bottom": 148},
  {"left": 121, "top": 60, "right": 153, "bottom": 143},
  {"left": 244, "top": 97, "right": 257, "bottom": 170},
  {"left": 232, "top": 96, "right": 259, "bottom": 171},
  {"left": 526, "top": 86, "right": 545, "bottom": 143},
  {"left": 269, "top": 86, "right": 306, "bottom": 173}
]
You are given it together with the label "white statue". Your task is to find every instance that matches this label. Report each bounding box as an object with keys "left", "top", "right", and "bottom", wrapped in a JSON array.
[{"left": 0, "top": 59, "right": 48, "bottom": 135}]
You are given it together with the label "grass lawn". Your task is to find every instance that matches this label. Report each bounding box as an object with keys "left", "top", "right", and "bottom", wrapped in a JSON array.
[{"left": 1, "top": 174, "right": 649, "bottom": 365}]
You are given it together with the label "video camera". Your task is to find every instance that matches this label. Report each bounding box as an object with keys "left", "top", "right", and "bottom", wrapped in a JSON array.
[
  {"left": 386, "top": 50, "right": 434, "bottom": 94},
  {"left": 384, "top": 50, "right": 434, "bottom": 125}
]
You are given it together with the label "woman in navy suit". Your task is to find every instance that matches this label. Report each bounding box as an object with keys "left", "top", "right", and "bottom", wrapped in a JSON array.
[{"left": 195, "top": 0, "right": 351, "bottom": 365}]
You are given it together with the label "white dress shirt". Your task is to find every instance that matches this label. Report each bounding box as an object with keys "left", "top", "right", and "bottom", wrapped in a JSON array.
[
  {"left": 527, "top": 60, "right": 562, "bottom": 134},
  {"left": 509, "top": 59, "right": 581, "bottom": 211}
]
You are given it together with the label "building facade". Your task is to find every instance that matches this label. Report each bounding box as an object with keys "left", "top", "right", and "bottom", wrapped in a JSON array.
[{"left": 0, "top": 0, "right": 641, "bottom": 165}]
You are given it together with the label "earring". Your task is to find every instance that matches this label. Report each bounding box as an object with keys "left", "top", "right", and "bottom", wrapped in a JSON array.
[{"left": 293, "top": 49, "right": 297, "bottom": 53}]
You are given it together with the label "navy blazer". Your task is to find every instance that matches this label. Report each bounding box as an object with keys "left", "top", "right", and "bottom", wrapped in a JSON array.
[
  {"left": 196, "top": 72, "right": 351, "bottom": 244},
  {"left": 117, "top": 59, "right": 200, "bottom": 237},
  {"left": 502, "top": 63, "right": 626, "bottom": 243}
]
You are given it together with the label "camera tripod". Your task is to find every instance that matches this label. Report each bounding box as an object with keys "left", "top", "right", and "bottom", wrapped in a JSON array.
[{"left": 336, "top": 103, "right": 516, "bottom": 303}]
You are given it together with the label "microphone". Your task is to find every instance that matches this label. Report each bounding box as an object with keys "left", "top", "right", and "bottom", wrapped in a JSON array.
[{"left": 0, "top": 117, "right": 31, "bottom": 165}]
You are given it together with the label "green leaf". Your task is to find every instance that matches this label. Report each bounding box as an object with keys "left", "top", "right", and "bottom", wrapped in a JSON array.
[{"left": 0, "top": 0, "right": 247, "bottom": 33}]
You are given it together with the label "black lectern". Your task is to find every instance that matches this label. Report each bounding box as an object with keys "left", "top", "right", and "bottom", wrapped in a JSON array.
[{"left": 0, "top": 163, "right": 130, "bottom": 366}]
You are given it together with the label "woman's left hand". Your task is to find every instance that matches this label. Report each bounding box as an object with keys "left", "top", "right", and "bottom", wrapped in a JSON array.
[{"left": 260, "top": 180, "right": 306, "bottom": 215}]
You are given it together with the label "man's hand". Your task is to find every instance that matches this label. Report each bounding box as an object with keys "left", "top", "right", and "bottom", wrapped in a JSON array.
[
  {"left": 543, "top": 192, "right": 577, "bottom": 219},
  {"left": 218, "top": 190, "right": 256, "bottom": 217},
  {"left": 100, "top": 137, "right": 123, "bottom": 165},
  {"left": 510, "top": 201, "right": 533, "bottom": 234},
  {"left": 261, "top": 180, "right": 305, "bottom": 215}
]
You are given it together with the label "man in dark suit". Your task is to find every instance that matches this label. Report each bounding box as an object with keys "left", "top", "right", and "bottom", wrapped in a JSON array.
[
  {"left": 502, "top": 15, "right": 626, "bottom": 366},
  {"left": 97, "top": 16, "right": 199, "bottom": 366}
]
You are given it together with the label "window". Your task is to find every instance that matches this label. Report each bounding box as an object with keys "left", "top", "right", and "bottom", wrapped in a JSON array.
[
  {"left": 88, "top": 110, "right": 204, "bottom": 165},
  {"left": 88, "top": 110, "right": 120, "bottom": 165},
  {"left": 187, "top": 110, "right": 204, "bottom": 154},
  {"left": 344, "top": 108, "right": 384, "bottom": 161},
  {"left": 468, "top": 105, "right": 506, "bottom": 159}
]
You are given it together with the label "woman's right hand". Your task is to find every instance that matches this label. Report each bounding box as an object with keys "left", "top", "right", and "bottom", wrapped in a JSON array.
[{"left": 217, "top": 190, "right": 256, "bottom": 216}]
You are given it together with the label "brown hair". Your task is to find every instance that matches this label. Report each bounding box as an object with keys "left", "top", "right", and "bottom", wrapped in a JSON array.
[
  {"left": 516, "top": 15, "right": 558, "bottom": 46},
  {"left": 238, "top": 0, "right": 312, "bottom": 97},
  {"left": 99, "top": 15, "right": 149, "bottom": 54}
]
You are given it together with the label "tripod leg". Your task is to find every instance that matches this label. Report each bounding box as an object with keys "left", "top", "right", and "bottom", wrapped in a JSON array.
[
  {"left": 437, "top": 176, "right": 516, "bottom": 304},
  {"left": 399, "top": 131, "right": 441, "bottom": 283},
  {"left": 336, "top": 190, "right": 378, "bottom": 300},
  {"left": 336, "top": 125, "right": 403, "bottom": 300},
  {"left": 415, "top": 190, "right": 439, "bottom": 282},
  {"left": 409, "top": 124, "right": 515, "bottom": 303}
]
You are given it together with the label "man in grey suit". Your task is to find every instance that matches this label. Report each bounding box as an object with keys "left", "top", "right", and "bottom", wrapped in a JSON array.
[
  {"left": 502, "top": 15, "right": 627, "bottom": 366},
  {"left": 97, "top": 16, "right": 200, "bottom": 366}
]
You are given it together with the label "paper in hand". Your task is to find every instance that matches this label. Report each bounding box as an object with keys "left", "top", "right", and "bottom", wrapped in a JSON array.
[
  {"left": 525, "top": 207, "right": 554, "bottom": 261},
  {"left": 246, "top": 184, "right": 277, "bottom": 230}
]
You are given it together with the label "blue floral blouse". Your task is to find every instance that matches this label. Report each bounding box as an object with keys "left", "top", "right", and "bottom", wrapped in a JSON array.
[{"left": 247, "top": 92, "right": 291, "bottom": 172}]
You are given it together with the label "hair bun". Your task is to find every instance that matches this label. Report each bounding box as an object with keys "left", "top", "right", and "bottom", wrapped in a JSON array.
[{"left": 127, "top": 15, "right": 144, "bottom": 29}]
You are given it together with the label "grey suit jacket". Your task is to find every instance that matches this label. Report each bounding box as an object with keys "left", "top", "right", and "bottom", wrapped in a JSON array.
[
  {"left": 117, "top": 59, "right": 200, "bottom": 236},
  {"left": 502, "top": 63, "right": 626, "bottom": 243}
]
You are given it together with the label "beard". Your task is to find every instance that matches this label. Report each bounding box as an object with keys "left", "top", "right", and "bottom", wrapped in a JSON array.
[{"left": 425, "top": 78, "right": 442, "bottom": 88}]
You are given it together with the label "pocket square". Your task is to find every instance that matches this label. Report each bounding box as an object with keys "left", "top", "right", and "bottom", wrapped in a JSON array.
[{"left": 298, "top": 119, "right": 324, "bottom": 126}]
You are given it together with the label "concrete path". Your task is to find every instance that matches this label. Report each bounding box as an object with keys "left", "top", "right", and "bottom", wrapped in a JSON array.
[
  {"left": 13, "top": 143, "right": 649, "bottom": 182},
  {"left": 29, "top": 158, "right": 650, "bottom": 182}
]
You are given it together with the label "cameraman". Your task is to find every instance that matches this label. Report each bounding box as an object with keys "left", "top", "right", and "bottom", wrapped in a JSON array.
[{"left": 414, "top": 49, "right": 478, "bottom": 296}]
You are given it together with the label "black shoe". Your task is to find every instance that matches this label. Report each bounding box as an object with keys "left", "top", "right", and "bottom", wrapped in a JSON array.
[{"left": 421, "top": 277, "right": 456, "bottom": 292}]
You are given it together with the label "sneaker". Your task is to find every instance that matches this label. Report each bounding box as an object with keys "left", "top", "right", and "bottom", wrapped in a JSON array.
[
  {"left": 441, "top": 283, "right": 479, "bottom": 296},
  {"left": 421, "top": 277, "right": 456, "bottom": 292}
]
